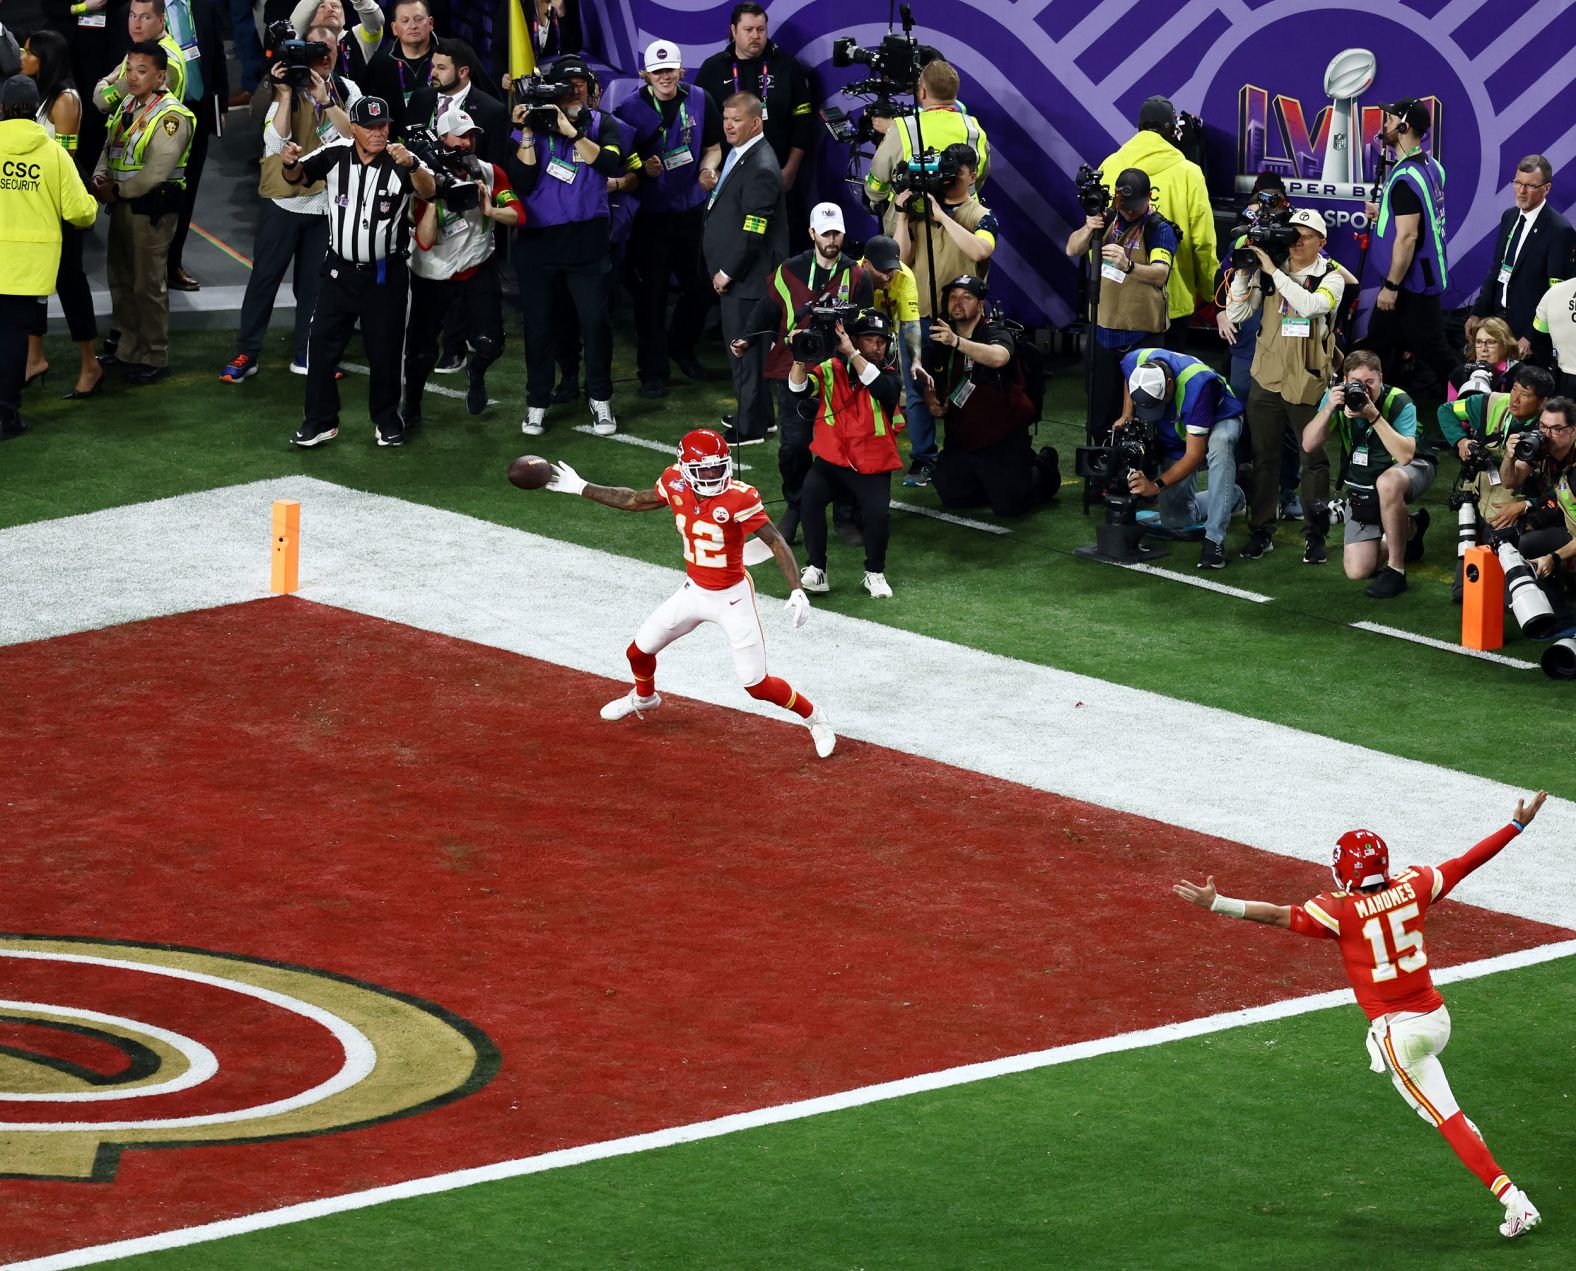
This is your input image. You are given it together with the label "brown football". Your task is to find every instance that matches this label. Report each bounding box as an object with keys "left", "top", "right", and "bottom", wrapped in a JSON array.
[{"left": 507, "top": 455, "right": 553, "bottom": 490}]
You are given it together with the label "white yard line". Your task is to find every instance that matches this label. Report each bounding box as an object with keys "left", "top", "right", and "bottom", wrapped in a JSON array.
[
  {"left": 339, "top": 362, "right": 492, "bottom": 406},
  {"left": 1107, "top": 558, "right": 1274, "bottom": 603},
  {"left": 1350, "top": 620, "right": 1539, "bottom": 670},
  {"left": 888, "top": 500, "right": 1013, "bottom": 534},
  {"left": 18, "top": 937, "right": 1576, "bottom": 1271}
]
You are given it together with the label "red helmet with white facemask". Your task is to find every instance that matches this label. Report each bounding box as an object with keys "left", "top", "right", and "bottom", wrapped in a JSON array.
[
  {"left": 1332, "top": 828, "right": 1390, "bottom": 893},
  {"left": 678, "top": 428, "right": 732, "bottom": 496}
]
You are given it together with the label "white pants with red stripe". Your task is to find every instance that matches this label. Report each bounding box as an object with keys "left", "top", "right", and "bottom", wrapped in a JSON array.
[
  {"left": 1367, "top": 1005, "right": 1461, "bottom": 1126},
  {"left": 633, "top": 576, "right": 767, "bottom": 687}
]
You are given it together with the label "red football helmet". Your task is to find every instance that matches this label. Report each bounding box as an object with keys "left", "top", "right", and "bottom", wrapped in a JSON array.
[
  {"left": 678, "top": 428, "right": 732, "bottom": 496},
  {"left": 1332, "top": 828, "right": 1390, "bottom": 893}
]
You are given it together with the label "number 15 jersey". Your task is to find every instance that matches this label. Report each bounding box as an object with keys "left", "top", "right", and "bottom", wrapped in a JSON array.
[{"left": 655, "top": 465, "right": 770, "bottom": 590}]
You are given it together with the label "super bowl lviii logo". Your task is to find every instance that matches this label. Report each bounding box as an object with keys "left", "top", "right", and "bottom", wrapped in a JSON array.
[
  {"left": 0, "top": 935, "right": 498, "bottom": 1181},
  {"left": 1237, "top": 49, "right": 1441, "bottom": 212}
]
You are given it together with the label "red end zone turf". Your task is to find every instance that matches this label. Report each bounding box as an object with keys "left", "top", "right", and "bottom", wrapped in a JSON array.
[{"left": 0, "top": 597, "right": 1566, "bottom": 1261}]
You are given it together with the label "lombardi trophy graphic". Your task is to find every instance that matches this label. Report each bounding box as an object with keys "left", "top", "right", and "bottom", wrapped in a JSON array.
[{"left": 1321, "top": 48, "right": 1377, "bottom": 190}]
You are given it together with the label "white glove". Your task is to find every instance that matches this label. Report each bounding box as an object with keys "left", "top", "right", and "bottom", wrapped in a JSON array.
[
  {"left": 545, "top": 461, "right": 587, "bottom": 496},
  {"left": 785, "top": 589, "right": 810, "bottom": 630}
]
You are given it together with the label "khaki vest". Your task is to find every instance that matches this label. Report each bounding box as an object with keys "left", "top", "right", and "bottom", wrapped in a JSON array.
[
  {"left": 258, "top": 90, "right": 346, "bottom": 201},
  {"left": 1095, "top": 215, "right": 1167, "bottom": 335},
  {"left": 1248, "top": 259, "right": 1339, "bottom": 406},
  {"left": 911, "top": 197, "right": 992, "bottom": 319}
]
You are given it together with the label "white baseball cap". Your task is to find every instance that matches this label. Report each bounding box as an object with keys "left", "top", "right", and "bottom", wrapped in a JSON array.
[
  {"left": 1127, "top": 363, "right": 1170, "bottom": 421},
  {"left": 810, "top": 202, "right": 845, "bottom": 235},
  {"left": 436, "top": 105, "right": 480, "bottom": 138},
  {"left": 643, "top": 40, "right": 683, "bottom": 72},
  {"left": 1289, "top": 207, "right": 1328, "bottom": 238}
]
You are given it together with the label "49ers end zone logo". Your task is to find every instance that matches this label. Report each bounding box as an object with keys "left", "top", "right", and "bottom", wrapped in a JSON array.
[{"left": 0, "top": 934, "right": 499, "bottom": 1182}]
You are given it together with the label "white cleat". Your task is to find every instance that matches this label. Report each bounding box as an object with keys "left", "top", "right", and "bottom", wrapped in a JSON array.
[
  {"left": 863, "top": 570, "right": 893, "bottom": 598},
  {"left": 800, "top": 565, "right": 829, "bottom": 594},
  {"left": 522, "top": 406, "right": 547, "bottom": 436},
  {"left": 1500, "top": 1188, "right": 1541, "bottom": 1239},
  {"left": 590, "top": 398, "right": 617, "bottom": 436},
  {"left": 806, "top": 708, "right": 836, "bottom": 759},
  {"left": 600, "top": 690, "right": 660, "bottom": 722}
]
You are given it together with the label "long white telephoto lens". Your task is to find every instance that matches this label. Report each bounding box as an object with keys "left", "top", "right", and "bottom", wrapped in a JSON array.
[
  {"left": 1497, "top": 541, "right": 1557, "bottom": 639},
  {"left": 1542, "top": 637, "right": 1576, "bottom": 680},
  {"left": 1457, "top": 502, "right": 1477, "bottom": 558}
]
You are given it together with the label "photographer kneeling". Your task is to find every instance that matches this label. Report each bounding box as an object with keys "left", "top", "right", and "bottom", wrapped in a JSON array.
[
  {"left": 1301, "top": 351, "right": 1433, "bottom": 598},
  {"left": 1437, "top": 364, "right": 1553, "bottom": 599},
  {"left": 1112, "top": 349, "right": 1244, "bottom": 569},
  {"left": 403, "top": 107, "right": 521, "bottom": 427},
  {"left": 923, "top": 274, "right": 1059, "bottom": 518},
  {"left": 1522, "top": 399, "right": 1576, "bottom": 606},
  {"left": 790, "top": 309, "right": 905, "bottom": 599},
  {"left": 1500, "top": 397, "right": 1576, "bottom": 581}
]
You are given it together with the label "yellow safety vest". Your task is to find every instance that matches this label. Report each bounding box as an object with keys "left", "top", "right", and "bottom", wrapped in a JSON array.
[{"left": 106, "top": 91, "right": 196, "bottom": 188}]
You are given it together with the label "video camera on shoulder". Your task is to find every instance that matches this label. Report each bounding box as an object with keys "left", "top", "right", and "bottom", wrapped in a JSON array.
[
  {"left": 403, "top": 125, "right": 482, "bottom": 212},
  {"left": 889, "top": 145, "right": 962, "bottom": 219},
  {"left": 791, "top": 302, "right": 862, "bottom": 365},
  {"left": 1228, "top": 190, "right": 1297, "bottom": 273},
  {"left": 511, "top": 72, "right": 575, "bottom": 131},
  {"left": 264, "top": 20, "right": 330, "bottom": 94}
]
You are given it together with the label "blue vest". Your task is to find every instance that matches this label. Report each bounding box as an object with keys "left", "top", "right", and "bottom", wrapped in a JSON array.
[
  {"left": 1376, "top": 152, "right": 1448, "bottom": 296},
  {"left": 615, "top": 84, "right": 710, "bottom": 216},
  {"left": 1123, "top": 347, "right": 1243, "bottom": 460},
  {"left": 525, "top": 110, "right": 613, "bottom": 229}
]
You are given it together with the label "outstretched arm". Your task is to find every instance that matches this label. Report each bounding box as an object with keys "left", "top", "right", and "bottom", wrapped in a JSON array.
[
  {"left": 545, "top": 463, "right": 666, "bottom": 510},
  {"left": 1435, "top": 790, "right": 1546, "bottom": 899},
  {"left": 1174, "top": 875, "right": 1291, "bottom": 928}
]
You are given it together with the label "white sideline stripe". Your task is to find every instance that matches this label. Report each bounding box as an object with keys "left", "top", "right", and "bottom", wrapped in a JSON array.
[
  {"left": 1107, "top": 558, "right": 1273, "bottom": 604},
  {"left": 339, "top": 361, "right": 494, "bottom": 406},
  {"left": 4, "top": 477, "right": 1575, "bottom": 931},
  {"left": 888, "top": 501, "right": 1013, "bottom": 535},
  {"left": 570, "top": 424, "right": 753, "bottom": 472},
  {"left": 1350, "top": 621, "right": 1539, "bottom": 670},
  {"left": 21, "top": 938, "right": 1576, "bottom": 1270}
]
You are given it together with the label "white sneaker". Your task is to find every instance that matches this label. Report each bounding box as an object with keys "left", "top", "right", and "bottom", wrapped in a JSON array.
[
  {"left": 863, "top": 571, "right": 893, "bottom": 598},
  {"left": 800, "top": 565, "right": 829, "bottom": 593},
  {"left": 806, "top": 708, "right": 836, "bottom": 759},
  {"left": 600, "top": 690, "right": 660, "bottom": 721},
  {"left": 521, "top": 406, "right": 547, "bottom": 436},
  {"left": 590, "top": 399, "right": 617, "bottom": 436},
  {"left": 1500, "top": 1187, "right": 1541, "bottom": 1238}
]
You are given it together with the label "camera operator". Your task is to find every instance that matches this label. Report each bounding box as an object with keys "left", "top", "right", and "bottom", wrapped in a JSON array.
[
  {"left": 1065, "top": 166, "right": 1174, "bottom": 454},
  {"left": 222, "top": 26, "right": 358, "bottom": 384},
  {"left": 1497, "top": 392, "right": 1576, "bottom": 547},
  {"left": 402, "top": 106, "right": 520, "bottom": 428},
  {"left": 864, "top": 58, "right": 988, "bottom": 226},
  {"left": 1301, "top": 351, "right": 1433, "bottom": 597},
  {"left": 1438, "top": 364, "right": 1554, "bottom": 599},
  {"left": 732, "top": 202, "right": 873, "bottom": 539},
  {"left": 893, "top": 141, "right": 995, "bottom": 487},
  {"left": 290, "top": 0, "right": 384, "bottom": 85},
  {"left": 922, "top": 275, "right": 1059, "bottom": 519},
  {"left": 1224, "top": 207, "right": 1349, "bottom": 563},
  {"left": 1522, "top": 399, "right": 1576, "bottom": 597},
  {"left": 1107, "top": 351, "right": 1243, "bottom": 569},
  {"left": 1448, "top": 318, "right": 1519, "bottom": 402},
  {"left": 788, "top": 308, "right": 905, "bottom": 599},
  {"left": 506, "top": 55, "right": 625, "bottom": 438}
]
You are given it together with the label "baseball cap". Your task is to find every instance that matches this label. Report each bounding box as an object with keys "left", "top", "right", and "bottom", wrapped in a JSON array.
[
  {"left": 436, "top": 105, "right": 481, "bottom": 138},
  {"left": 551, "top": 55, "right": 596, "bottom": 85},
  {"left": 1138, "top": 95, "right": 1175, "bottom": 129},
  {"left": 643, "top": 39, "right": 683, "bottom": 72},
  {"left": 1289, "top": 207, "right": 1328, "bottom": 238},
  {"left": 1381, "top": 97, "right": 1431, "bottom": 135},
  {"left": 809, "top": 202, "right": 845, "bottom": 235},
  {"left": 2, "top": 74, "right": 41, "bottom": 116},
  {"left": 849, "top": 308, "right": 892, "bottom": 339},
  {"left": 941, "top": 273, "right": 988, "bottom": 301},
  {"left": 863, "top": 234, "right": 902, "bottom": 272},
  {"left": 348, "top": 96, "right": 391, "bottom": 127},
  {"left": 1114, "top": 167, "right": 1151, "bottom": 199},
  {"left": 1128, "top": 363, "right": 1170, "bottom": 421}
]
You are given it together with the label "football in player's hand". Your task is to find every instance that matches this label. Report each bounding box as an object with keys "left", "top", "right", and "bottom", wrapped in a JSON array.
[{"left": 507, "top": 455, "right": 553, "bottom": 490}]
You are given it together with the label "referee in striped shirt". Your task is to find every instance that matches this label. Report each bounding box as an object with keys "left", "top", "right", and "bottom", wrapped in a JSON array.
[{"left": 281, "top": 95, "right": 436, "bottom": 447}]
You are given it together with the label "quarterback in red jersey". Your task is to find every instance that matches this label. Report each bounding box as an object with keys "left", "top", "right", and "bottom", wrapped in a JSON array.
[
  {"left": 1176, "top": 790, "right": 1547, "bottom": 1239},
  {"left": 541, "top": 429, "right": 834, "bottom": 757}
]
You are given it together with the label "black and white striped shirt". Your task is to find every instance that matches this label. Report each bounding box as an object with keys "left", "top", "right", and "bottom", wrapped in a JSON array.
[{"left": 298, "top": 140, "right": 416, "bottom": 264}]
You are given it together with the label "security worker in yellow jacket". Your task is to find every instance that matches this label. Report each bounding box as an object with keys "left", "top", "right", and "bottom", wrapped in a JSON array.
[
  {"left": 1098, "top": 96, "right": 1216, "bottom": 350},
  {"left": 1, "top": 74, "right": 97, "bottom": 439},
  {"left": 864, "top": 59, "right": 989, "bottom": 231},
  {"left": 91, "top": 42, "right": 194, "bottom": 384}
]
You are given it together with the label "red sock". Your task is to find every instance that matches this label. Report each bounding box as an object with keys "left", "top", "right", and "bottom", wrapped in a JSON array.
[
  {"left": 627, "top": 643, "right": 657, "bottom": 698},
  {"left": 1438, "top": 1112, "right": 1512, "bottom": 1198},
  {"left": 745, "top": 675, "right": 813, "bottom": 719}
]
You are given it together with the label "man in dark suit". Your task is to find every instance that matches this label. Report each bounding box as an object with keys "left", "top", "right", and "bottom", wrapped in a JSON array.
[
  {"left": 1468, "top": 155, "right": 1575, "bottom": 354},
  {"left": 403, "top": 37, "right": 509, "bottom": 164},
  {"left": 704, "top": 91, "right": 787, "bottom": 445}
]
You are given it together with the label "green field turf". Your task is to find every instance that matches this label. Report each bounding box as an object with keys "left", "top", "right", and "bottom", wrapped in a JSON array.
[
  {"left": 112, "top": 959, "right": 1576, "bottom": 1270},
  {"left": 9, "top": 327, "right": 1575, "bottom": 799}
]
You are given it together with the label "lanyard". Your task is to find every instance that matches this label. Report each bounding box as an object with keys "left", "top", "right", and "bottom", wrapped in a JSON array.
[
  {"left": 649, "top": 89, "right": 690, "bottom": 138},
  {"left": 113, "top": 92, "right": 167, "bottom": 147}
]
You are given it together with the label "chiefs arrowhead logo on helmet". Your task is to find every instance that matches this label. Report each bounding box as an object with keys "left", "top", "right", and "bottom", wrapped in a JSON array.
[
  {"left": 678, "top": 428, "right": 732, "bottom": 497},
  {"left": 1332, "top": 828, "right": 1390, "bottom": 893}
]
